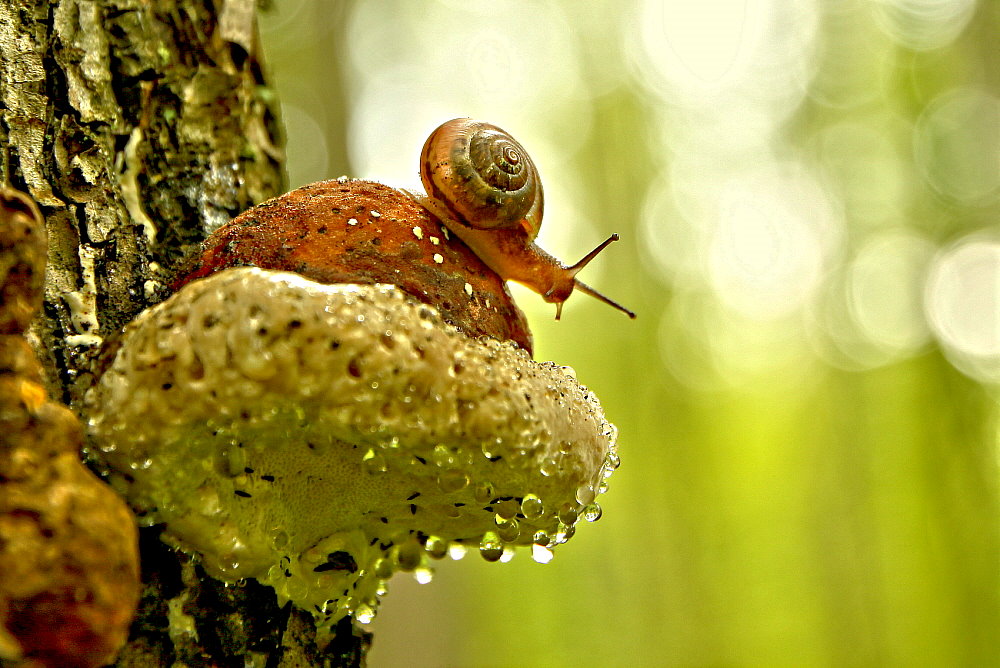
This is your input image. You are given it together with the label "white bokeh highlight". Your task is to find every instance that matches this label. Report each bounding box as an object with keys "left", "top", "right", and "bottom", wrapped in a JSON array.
[
  {"left": 873, "top": 0, "right": 978, "bottom": 51},
  {"left": 925, "top": 236, "right": 1000, "bottom": 384}
]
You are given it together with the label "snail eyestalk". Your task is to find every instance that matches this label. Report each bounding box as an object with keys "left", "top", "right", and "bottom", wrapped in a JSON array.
[
  {"left": 559, "top": 234, "right": 636, "bottom": 320},
  {"left": 571, "top": 280, "right": 636, "bottom": 320}
]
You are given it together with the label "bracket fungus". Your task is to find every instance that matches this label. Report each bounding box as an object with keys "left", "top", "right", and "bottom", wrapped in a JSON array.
[{"left": 87, "top": 126, "right": 623, "bottom": 636}]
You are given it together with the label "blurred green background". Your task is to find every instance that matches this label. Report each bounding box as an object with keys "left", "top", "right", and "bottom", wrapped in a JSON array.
[{"left": 258, "top": 1, "right": 999, "bottom": 665}]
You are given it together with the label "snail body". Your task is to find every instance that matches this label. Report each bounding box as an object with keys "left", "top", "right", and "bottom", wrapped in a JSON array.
[{"left": 417, "top": 119, "right": 635, "bottom": 320}]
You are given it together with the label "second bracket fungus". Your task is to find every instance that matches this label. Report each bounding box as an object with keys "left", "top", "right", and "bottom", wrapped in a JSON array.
[{"left": 87, "top": 267, "right": 619, "bottom": 629}]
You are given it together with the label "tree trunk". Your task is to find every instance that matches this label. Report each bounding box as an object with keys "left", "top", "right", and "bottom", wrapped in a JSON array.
[{"left": 0, "top": 0, "right": 369, "bottom": 663}]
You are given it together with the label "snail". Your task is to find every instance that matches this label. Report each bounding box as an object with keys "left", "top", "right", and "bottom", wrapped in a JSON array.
[{"left": 412, "top": 118, "right": 636, "bottom": 320}]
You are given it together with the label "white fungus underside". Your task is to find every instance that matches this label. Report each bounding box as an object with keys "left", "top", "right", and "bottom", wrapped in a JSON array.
[{"left": 87, "top": 267, "right": 617, "bottom": 624}]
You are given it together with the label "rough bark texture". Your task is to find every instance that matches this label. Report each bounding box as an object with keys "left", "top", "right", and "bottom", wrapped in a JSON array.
[{"left": 0, "top": 0, "right": 369, "bottom": 664}]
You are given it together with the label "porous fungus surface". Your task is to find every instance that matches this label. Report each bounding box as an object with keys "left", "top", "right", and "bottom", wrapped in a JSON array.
[{"left": 87, "top": 267, "right": 618, "bottom": 627}]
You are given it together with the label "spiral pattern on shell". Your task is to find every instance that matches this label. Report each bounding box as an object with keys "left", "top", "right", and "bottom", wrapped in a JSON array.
[{"left": 420, "top": 119, "right": 544, "bottom": 237}]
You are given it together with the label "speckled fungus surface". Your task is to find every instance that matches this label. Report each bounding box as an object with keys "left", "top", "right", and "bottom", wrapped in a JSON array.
[{"left": 87, "top": 266, "right": 619, "bottom": 630}]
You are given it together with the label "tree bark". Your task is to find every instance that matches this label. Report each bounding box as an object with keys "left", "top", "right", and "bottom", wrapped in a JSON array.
[{"left": 0, "top": 0, "right": 369, "bottom": 664}]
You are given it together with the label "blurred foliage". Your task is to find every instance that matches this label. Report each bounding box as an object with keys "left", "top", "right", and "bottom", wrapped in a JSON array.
[{"left": 260, "top": 0, "right": 999, "bottom": 665}]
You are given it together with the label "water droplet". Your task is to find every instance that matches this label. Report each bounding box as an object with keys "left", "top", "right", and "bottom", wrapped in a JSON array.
[
  {"left": 270, "top": 530, "right": 289, "bottom": 550},
  {"left": 582, "top": 503, "right": 603, "bottom": 522},
  {"left": 520, "top": 494, "right": 544, "bottom": 520},
  {"left": 531, "top": 544, "right": 554, "bottom": 564},
  {"left": 437, "top": 469, "right": 469, "bottom": 493},
  {"left": 223, "top": 446, "right": 247, "bottom": 477},
  {"left": 539, "top": 457, "right": 558, "bottom": 477},
  {"left": 495, "top": 515, "right": 520, "bottom": 542},
  {"left": 473, "top": 482, "right": 496, "bottom": 504},
  {"left": 396, "top": 541, "right": 423, "bottom": 571},
  {"left": 495, "top": 499, "right": 519, "bottom": 520},
  {"left": 374, "top": 557, "right": 394, "bottom": 579},
  {"left": 216, "top": 554, "right": 241, "bottom": 575},
  {"left": 424, "top": 536, "right": 448, "bottom": 559},
  {"left": 302, "top": 546, "right": 325, "bottom": 564},
  {"left": 554, "top": 523, "right": 576, "bottom": 544},
  {"left": 479, "top": 532, "right": 504, "bottom": 562},
  {"left": 414, "top": 567, "right": 434, "bottom": 584},
  {"left": 362, "top": 448, "right": 388, "bottom": 474},
  {"left": 532, "top": 530, "right": 550, "bottom": 546},
  {"left": 604, "top": 451, "right": 621, "bottom": 473},
  {"left": 355, "top": 603, "right": 376, "bottom": 624},
  {"left": 557, "top": 503, "right": 579, "bottom": 526},
  {"left": 448, "top": 543, "right": 467, "bottom": 560},
  {"left": 432, "top": 444, "right": 456, "bottom": 468},
  {"left": 575, "top": 484, "right": 596, "bottom": 506}
]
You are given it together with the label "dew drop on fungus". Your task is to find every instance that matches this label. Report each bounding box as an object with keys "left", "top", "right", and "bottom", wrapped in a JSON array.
[
  {"left": 553, "top": 523, "right": 576, "bottom": 544},
  {"left": 531, "top": 543, "right": 554, "bottom": 564},
  {"left": 473, "top": 482, "right": 495, "bottom": 504},
  {"left": 374, "top": 557, "right": 394, "bottom": 579},
  {"left": 396, "top": 541, "right": 423, "bottom": 571},
  {"left": 448, "top": 543, "right": 468, "bottom": 560},
  {"left": 520, "top": 493, "right": 544, "bottom": 520},
  {"left": 532, "top": 529, "right": 550, "bottom": 546},
  {"left": 582, "top": 503, "right": 603, "bottom": 522},
  {"left": 432, "top": 444, "right": 456, "bottom": 468},
  {"left": 495, "top": 499, "right": 519, "bottom": 520},
  {"left": 414, "top": 567, "right": 433, "bottom": 584},
  {"left": 479, "top": 532, "right": 504, "bottom": 562},
  {"left": 557, "top": 502, "right": 579, "bottom": 526},
  {"left": 362, "top": 448, "right": 388, "bottom": 474},
  {"left": 270, "top": 529, "right": 289, "bottom": 550},
  {"left": 355, "top": 603, "right": 376, "bottom": 624},
  {"left": 575, "top": 484, "right": 596, "bottom": 506},
  {"left": 495, "top": 515, "right": 520, "bottom": 542},
  {"left": 437, "top": 469, "right": 469, "bottom": 493},
  {"left": 424, "top": 536, "right": 448, "bottom": 559},
  {"left": 539, "top": 458, "right": 558, "bottom": 477}
]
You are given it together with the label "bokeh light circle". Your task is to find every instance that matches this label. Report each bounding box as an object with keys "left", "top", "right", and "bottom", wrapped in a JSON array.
[
  {"left": 847, "top": 230, "right": 935, "bottom": 356},
  {"left": 924, "top": 235, "right": 1000, "bottom": 384},
  {"left": 706, "top": 162, "right": 842, "bottom": 321},
  {"left": 914, "top": 86, "right": 1000, "bottom": 207},
  {"left": 872, "top": 0, "right": 977, "bottom": 51}
]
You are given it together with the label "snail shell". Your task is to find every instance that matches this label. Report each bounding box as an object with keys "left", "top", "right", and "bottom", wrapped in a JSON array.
[{"left": 419, "top": 119, "right": 543, "bottom": 238}]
